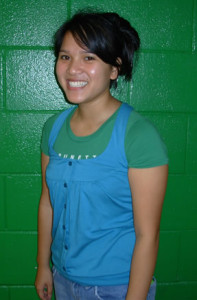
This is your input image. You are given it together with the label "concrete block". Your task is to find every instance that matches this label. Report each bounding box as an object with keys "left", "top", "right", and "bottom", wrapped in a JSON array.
[
  {"left": 6, "top": 175, "right": 41, "bottom": 230},
  {"left": 143, "top": 113, "right": 187, "bottom": 173},
  {"left": 161, "top": 175, "right": 197, "bottom": 230},
  {"left": 178, "top": 230, "right": 197, "bottom": 281},
  {"left": 6, "top": 50, "right": 67, "bottom": 111},
  {"left": 71, "top": 0, "right": 193, "bottom": 51},
  {"left": 155, "top": 231, "right": 180, "bottom": 282},
  {"left": 0, "top": 0, "right": 68, "bottom": 46},
  {"left": 131, "top": 53, "right": 197, "bottom": 112},
  {"left": 156, "top": 282, "right": 197, "bottom": 300},
  {"left": 0, "top": 233, "right": 37, "bottom": 284},
  {"left": 0, "top": 113, "right": 52, "bottom": 173}
]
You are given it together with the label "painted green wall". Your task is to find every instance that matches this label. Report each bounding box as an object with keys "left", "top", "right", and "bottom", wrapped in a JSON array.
[{"left": 0, "top": 0, "right": 197, "bottom": 299}]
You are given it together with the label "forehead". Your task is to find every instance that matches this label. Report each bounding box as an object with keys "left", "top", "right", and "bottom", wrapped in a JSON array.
[{"left": 60, "top": 31, "right": 88, "bottom": 52}]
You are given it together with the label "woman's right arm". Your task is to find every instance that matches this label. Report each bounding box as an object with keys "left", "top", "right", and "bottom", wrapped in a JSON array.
[{"left": 35, "top": 153, "right": 53, "bottom": 300}]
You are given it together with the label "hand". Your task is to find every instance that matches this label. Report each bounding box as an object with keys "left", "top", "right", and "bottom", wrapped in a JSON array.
[{"left": 35, "top": 266, "right": 53, "bottom": 300}]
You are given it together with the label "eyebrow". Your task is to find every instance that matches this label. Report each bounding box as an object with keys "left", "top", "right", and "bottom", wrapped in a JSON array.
[{"left": 59, "top": 49, "right": 91, "bottom": 54}]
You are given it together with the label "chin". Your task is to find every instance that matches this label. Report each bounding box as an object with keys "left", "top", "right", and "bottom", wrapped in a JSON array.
[{"left": 66, "top": 98, "right": 84, "bottom": 105}]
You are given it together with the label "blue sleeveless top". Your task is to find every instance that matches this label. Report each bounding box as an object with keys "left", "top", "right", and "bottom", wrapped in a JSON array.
[{"left": 46, "top": 103, "right": 135, "bottom": 286}]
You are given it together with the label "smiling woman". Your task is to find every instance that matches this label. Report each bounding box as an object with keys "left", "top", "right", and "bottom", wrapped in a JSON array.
[
  {"left": 35, "top": 10, "right": 168, "bottom": 300},
  {"left": 55, "top": 32, "right": 118, "bottom": 107}
]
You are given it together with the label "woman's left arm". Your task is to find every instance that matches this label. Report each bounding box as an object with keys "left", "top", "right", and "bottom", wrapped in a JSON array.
[{"left": 126, "top": 165, "right": 168, "bottom": 300}]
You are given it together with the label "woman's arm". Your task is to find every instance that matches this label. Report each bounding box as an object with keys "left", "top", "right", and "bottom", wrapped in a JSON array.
[
  {"left": 126, "top": 165, "right": 168, "bottom": 300},
  {"left": 35, "top": 153, "right": 53, "bottom": 300}
]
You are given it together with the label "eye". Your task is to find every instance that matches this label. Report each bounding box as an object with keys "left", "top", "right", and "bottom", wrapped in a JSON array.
[
  {"left": 84, "top": 55, "right": 95, "bottom": 61},
  {"left": 59, "top": 54, "right": 70, "bottom": 60}
]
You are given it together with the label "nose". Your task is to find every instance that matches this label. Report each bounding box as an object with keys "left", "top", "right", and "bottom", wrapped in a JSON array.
[{"left": 67, "top": 58, "right": 82, "bottom": 75}]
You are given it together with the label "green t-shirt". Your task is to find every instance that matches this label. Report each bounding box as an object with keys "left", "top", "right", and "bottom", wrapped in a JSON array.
[{"left": 41, "top": 106, "right": 168, "bottom": 168}]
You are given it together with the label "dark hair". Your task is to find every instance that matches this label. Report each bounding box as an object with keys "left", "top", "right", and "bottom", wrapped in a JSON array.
[{"left": 54, "top": 11, "right": 140, "bottom": 88}]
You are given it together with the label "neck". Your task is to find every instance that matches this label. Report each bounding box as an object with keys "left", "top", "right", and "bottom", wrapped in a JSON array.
[
  {"left": 76, "top": 96, "right": 121, "bottom": 123},
  {"left": 70, "top": 96, "right": 121, "bottom": 137}
]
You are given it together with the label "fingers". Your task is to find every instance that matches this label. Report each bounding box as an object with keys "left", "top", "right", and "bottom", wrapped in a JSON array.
[
  {"left": 45, "top": 283, "right": 53, "bottom": 299},
  {"left": 35, "top": 267, "right": 53, "bottom": 299},
  {"left": 37, "top": 284, "right": 52, "bottom": 300}
]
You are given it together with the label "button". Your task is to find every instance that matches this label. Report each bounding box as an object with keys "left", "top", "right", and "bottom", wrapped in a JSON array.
[
  {"left": 68, "top": 161, "right": 72, "bottom": 166},
  {"left": 62, "top": 225, "right": 66, "bottom": 230},
  {"left": 63, "top": 266, "right": 66, "bottom": 271},
  {"left": 65, "top": 245, "right": 68, "bottom": 250},
  {"left": 64, "top": 204, "right": 66, "bottom": 209},
  {"left": 64, "top": 182, "right": 67, "bottom": 188}
]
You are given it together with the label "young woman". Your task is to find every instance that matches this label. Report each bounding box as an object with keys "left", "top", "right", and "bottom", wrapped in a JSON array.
[{"left": 35, "top": 11, "right": 168, "bottom": 300}]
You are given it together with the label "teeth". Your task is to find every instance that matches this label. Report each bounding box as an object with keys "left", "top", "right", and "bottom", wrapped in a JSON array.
[{"left": 69, "top": 81, "right": 87, "bottom": 87}]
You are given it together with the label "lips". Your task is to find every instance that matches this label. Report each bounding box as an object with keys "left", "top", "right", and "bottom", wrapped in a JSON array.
[{"left": 68, "top": 81, "right": 88, "bottom": 88}]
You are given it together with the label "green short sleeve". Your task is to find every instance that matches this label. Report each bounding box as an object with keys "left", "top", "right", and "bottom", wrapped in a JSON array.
[
  {"left": 125, "top": 111, "right": 168, "bottom": 168},
  {"left": 41, "top": 113, "right": 61, "bottom": 156}
]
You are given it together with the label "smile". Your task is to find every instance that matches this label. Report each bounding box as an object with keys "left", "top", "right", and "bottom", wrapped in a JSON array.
[{"left": 68, "top": 81, "right": 88, "bottom": 88}]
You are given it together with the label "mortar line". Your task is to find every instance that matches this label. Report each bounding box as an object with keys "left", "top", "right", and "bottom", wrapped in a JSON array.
[
  {"left": 0, "top": 230, "right": 37, "bottom": 234},
  {"left": 157, "top": 280, "right": 197, "bottom": 285},
  {"left": 0, "top": 284, "right": 37, "bottom": 287},
  {"left": 3, "top": 176, "right": 8, "bottom": 230},
  {"left": 0, "top": 173, "right": 41, "bottom": 176},
  {"left": 192, "top": 0, "right": 197, "bottom": 52},
  {"left": 2, "top": 110, "right": 197, "bottom": 115},
  {"left": 2, "top": 49, "right": 6, "bottom": 110},
  {"left": 176, "top": 231, "right": 183, "bottom": 281},
  {"left": 0, "top": 45, "right": 53, "bottom": 51},
  {"left": 184, "top": 116, "right": 190, "bottom": 175},
  {"left": 180, "top": 114, "right": 189, "bottom": 175},
  {"left": 160, "top": 229, "right": 197, "bottom": 233},
  {"left": 67, "top": 0, "right": 72, "bottom": 19},
  {"left": 0, "top": 45, "right": 194, "bottom": 55}
]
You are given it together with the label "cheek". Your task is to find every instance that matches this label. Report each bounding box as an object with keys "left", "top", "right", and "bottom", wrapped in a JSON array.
[
  {"left": 89, "top": 64, "right": 114, "bottom": 80},
  {"left": 89, "top": 66, "right": 108, "bottom": 79},
  {"left": 56, "top": 62, "right": 65, "bottom": 77},
  {"left": 89, "top": 67, "right": 96, "bottom": 76}
]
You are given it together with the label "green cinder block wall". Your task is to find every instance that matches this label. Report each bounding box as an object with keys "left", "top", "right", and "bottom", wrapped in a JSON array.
[{"left": 0, "top": 0, "right": 197, "bottom": 299}]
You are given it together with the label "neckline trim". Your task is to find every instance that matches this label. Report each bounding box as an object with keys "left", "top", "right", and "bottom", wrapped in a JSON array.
[{"left": 49, "top": 103, "right": 133, "bottom": 162}]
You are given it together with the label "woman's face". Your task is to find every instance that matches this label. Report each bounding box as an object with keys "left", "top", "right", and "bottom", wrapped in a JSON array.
[{"left": 56, "top": 31, "right": 118, "bottom": 105}]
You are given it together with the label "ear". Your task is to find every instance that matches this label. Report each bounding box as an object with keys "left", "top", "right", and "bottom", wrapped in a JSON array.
[
  {"left": 110, "top": 57, "right": 122, "bottom": 80},
  {"left": 110, "top": 66, "right": 119, "bottom": 80}
]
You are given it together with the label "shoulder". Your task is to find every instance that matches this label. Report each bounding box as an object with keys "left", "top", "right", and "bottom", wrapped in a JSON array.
[
  {"left": 42, "top": 107, "right": 73, "bottom": 134},
  {"left": 41, "top": 111, "right": 63, "bottom": 156},
  {"left": 41, "top": 108, "right": 74, "bottom": 156},
  {"left": 43, "top": 112, "right": 62, "bottom": 133},
  {"left": 125, "top": 110, "right": 168, "bottom": 168},
  {"left": 126, "top": 110, "right": 162, "bottom": 141}
]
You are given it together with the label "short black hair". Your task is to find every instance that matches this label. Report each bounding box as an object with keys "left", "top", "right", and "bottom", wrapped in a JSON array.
[{"left": 54, "top": 11, "right": 140, "bottom": 88}]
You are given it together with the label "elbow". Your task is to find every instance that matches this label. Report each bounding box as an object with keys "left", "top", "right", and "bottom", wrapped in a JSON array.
[{"left": 135, "top": 229, "right": 160, "bottom": 246}]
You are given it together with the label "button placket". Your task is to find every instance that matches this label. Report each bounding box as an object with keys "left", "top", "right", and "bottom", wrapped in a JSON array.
[
  {"left": 61, "top": 160, "right": 75, "bottom": 271},
  {"left": 64, "top": 177, "right": 70, "bottom": 253}
]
